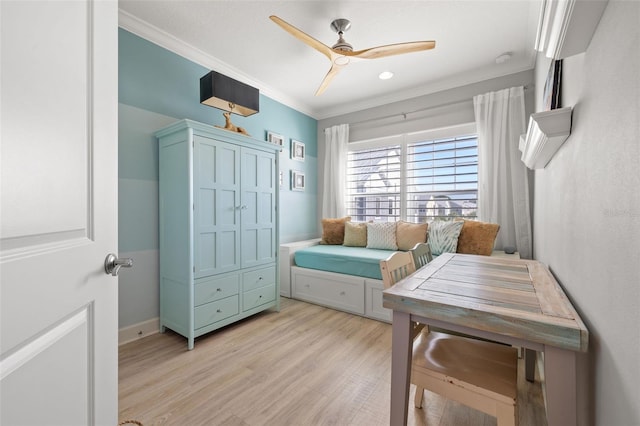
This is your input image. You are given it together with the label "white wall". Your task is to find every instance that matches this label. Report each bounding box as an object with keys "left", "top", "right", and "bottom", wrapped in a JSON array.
[{"left": 532, "top": 1, "right": 640, "bottom": 425}]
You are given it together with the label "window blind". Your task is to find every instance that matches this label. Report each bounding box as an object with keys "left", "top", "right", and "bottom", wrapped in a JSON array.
[{"left": 346, "top": 133, "right": 478, "bottom": 223}]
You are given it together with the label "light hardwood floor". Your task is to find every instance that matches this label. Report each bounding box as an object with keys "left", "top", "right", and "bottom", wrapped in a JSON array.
[{"left": 119, "top": 297, "right": 548, "bottom": 426}]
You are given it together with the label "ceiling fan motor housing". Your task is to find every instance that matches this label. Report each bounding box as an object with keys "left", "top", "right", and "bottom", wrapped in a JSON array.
[
  {"left": 331, "top": 19, "right": 353, "bottom": 51},
  {"left": 332, "top": 37, "right": 353, "bottom": 51}
]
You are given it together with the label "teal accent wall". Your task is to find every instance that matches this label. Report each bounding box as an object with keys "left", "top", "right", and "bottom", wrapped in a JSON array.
[{"left": 118, "top": 28, "right": 318, "bottom": 328}]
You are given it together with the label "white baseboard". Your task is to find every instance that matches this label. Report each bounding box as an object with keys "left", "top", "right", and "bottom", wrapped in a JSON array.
[{"left": 119, "top": 317, "right": 160, "bottom": 346}]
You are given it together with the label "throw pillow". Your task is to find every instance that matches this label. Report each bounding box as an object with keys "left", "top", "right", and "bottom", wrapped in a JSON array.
[
  {"left": 343, "top": 222, "right": 367, "bottom": 247},
  {"left": 396, "top": 221, "right": 428, "bottom": 251},
  {"left": 456, "top": 219, "right": 500, "bottom": 256},
  {"left": 367, "top": 222, "right": 398, "bottom": 250},
  {"left": 320, "top": 216, "right": 351, "bottom": 245},
  {"left": 428, "top": 220, "right": 464, "bottom": 256}
]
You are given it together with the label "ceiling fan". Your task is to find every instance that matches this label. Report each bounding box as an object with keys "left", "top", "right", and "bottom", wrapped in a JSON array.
[{"left": 269, "top": 15, "right": 436, "bottom": 96}]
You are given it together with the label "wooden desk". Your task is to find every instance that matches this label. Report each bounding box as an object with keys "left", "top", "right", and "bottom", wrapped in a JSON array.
[{"left": 383, "top": 253, "right": 588, "bottom": 426}]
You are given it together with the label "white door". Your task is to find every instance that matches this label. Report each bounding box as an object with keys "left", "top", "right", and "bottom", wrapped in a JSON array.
[{"left": 0, "top": 1, "right": 119, "bottom": 425}]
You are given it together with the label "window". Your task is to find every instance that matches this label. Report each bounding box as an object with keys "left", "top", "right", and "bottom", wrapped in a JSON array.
[
  {"left": 346, "top": 145, "right": 401, "bottom": 222},
  {"left": 346, "top": 126, "right": 478, "bottom": 223}
]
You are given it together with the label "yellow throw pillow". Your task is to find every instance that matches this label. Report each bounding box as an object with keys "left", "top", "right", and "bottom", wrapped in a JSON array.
[
  {"left": 320, "top": 216, "right": 351, "bottom": 245},
  {"left": 343, "top": 222, "right": 367, "bottom": 247},
  {"left": 396, "top": 221, "right": 428, "bottom": 251},
  {"left": 456, "top": 219, "right": 500, "bottom": 256}
]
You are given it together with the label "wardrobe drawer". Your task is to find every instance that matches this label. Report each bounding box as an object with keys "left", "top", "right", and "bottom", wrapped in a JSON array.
[
  {"left": 243, "top": 284, "right": 276, "bottom": 311},
  {"left": 194, "top": 295, "right": 239, "bottom": 329},
  {"left": 194, "top": 274, "right": 240, "bottom": 306},
  {"left": 243, "top": 265, "right": 276, "bottom": 292}
]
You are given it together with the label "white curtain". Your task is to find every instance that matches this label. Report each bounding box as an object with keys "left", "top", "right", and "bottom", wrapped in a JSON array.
[
  {"left": 473, "top": 86, "right": 532, "bottom": 259},
  {"left": 322, "top": 124, "right": 349, "bottom": 218}
]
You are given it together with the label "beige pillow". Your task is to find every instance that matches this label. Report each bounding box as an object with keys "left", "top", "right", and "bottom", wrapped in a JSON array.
[
  {"left": 366, "top": 222, "right": 398, "bottom": 250},
  {"left": 455, "top": 219, "right": 500, "bottom": 256},
  {"left": 343, "top": 222, "right": 367, "bottom": 247},
  {"left": 320, "top": 216, "right": 351, "bottom": 245},
  {"left": 396, "top": 221, "right": 428, "bottom": 251}
]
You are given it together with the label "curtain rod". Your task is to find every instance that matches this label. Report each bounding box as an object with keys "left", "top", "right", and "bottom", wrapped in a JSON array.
[{"left": 344, "top": 84, "right": 532, "bottom": 128}]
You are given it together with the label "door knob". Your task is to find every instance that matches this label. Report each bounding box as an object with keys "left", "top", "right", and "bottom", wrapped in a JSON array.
[{"left": 104, "top": 253, "right": 133, "bottom": 276}]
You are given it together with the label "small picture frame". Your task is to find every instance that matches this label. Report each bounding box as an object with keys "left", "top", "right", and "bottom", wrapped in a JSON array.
[
  {"left": 291, "top": 170, "right": 305, "bottom": 191},
  {"left": 267, "top": 131, "right": 284, "bottom": 146},
  {"left": 291, "top": 140, "right": 305, "bottom": 161}
]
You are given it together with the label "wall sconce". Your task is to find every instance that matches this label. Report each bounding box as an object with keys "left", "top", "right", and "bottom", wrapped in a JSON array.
[{"left": 200, "top": 71, "right": 259, "bottom": 136}]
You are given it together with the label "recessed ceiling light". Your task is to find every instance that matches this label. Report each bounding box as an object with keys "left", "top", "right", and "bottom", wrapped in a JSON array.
[{"left": 379, "top": 71, "right": 394, "bottom": 80}]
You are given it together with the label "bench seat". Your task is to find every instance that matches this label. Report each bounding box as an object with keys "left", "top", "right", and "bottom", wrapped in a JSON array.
[{"left": 279, "top": 239, "right": 519, "bottom": 323}]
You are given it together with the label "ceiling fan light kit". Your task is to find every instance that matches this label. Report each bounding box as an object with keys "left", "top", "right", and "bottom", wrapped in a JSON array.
[{"left": 269, "top": 15, "right": 435, "bottom": 95}]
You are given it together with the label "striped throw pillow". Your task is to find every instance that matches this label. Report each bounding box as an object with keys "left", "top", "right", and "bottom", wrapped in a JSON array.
[{"left": 428, "top": 220, "right": 464, "bottom": 256}]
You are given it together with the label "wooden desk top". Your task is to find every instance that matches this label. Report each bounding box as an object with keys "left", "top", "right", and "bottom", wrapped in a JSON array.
[{"left": 383, "top": 253, "right": 588, "bottom": 352}]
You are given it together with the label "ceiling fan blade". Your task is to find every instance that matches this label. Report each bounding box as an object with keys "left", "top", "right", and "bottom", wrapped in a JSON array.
[
  {"left": 315, "top": 64, "right": 345, "bottom": 96},
  {"left": 346, "top": 40, "right": 436, "bottom": 60},
  {"left": 270, "top": 15, "right": 334, "bottom": 60}
]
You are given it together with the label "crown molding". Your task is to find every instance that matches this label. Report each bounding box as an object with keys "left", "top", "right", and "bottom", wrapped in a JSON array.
[{"left": 117, "top": 9, "right": 317, "bottom": 119}]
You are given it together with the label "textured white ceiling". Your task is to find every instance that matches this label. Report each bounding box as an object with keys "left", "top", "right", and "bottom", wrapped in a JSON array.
[{"left": 119, "top": 1, "right": 543, "bottom": 119}]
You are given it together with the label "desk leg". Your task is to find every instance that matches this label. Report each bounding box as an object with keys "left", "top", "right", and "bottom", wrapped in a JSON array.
[
  {"left": 544, "top": 346, "right": 577, "bottom": 426},
  {"left": 390, "top": 311, "right": 413, "bottom": 426}
]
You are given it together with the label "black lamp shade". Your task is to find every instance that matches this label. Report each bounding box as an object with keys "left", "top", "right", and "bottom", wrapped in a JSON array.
[{"left": 200, "top": 71, "right": 259, "bottom": 117}]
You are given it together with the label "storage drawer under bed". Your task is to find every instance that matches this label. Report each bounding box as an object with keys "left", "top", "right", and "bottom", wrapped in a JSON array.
[{"left": 291, "top": 266, "right": 365, "bottom": 315}]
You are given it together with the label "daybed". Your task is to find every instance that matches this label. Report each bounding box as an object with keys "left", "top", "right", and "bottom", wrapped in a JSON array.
[{"left": 279, "top": 218, "right": 518, "bottom": 323}]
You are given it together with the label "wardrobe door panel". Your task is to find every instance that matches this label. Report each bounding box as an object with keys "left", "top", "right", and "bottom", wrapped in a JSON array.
[
  {"left": 241, "top": 148, "right": 276, "bottom": 268},
  {"left": 194, "top": 136, "right": 240, "bottom": 277}
]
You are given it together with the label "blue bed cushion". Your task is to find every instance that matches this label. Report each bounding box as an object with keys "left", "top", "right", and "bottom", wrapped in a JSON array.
[{"left": 294, "top": 245, "right": 396, "bottom": 280}]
